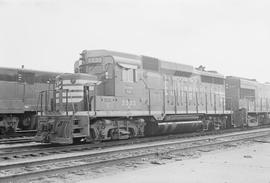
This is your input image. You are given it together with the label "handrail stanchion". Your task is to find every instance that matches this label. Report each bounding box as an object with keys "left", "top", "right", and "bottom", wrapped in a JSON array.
[
  {"left": 40, "top": 92, "right": 43, "bottom": 116},
  {"left": 45, "top": 90, "right": 48, "bottom": 113},
  {"left": 66, "top": 89, "right": 68, "bottom": 116}
]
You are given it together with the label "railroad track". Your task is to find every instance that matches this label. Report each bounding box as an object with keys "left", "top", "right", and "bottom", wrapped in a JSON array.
[
  {"left": 0, "top": 130, "right": 36, "bottom": 145},
  {"left": 0, "top": 137, "right": 34, "bottom": 145},
  {"left": 0, "top": 127, "right": 269, "bottom": 182},
  {"left": 0, "top": 125, "right": 268, "bottom": 161}
]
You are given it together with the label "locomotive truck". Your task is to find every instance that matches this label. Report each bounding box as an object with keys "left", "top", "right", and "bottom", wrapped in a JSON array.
[
  {"left": 0, "top": 67, "right": 59, "bottom": 135},
  {"left": 34, "top": 50, "right": 270, "bottom": 144}
]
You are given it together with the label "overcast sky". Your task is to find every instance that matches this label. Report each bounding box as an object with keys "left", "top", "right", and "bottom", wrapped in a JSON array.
[{"left": 0, "top": 0, "right": 270, "bottom": 82}]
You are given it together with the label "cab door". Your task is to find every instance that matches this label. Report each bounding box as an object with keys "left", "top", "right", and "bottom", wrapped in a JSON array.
[{"left": 83, "top": 85, "right": 95, "bottom": 111}]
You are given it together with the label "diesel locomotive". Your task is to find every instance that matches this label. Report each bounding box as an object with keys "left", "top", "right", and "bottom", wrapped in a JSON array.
[
  {"left": 0, "top": 67, "right": 59, "bottom": 135},
  {"left": 34, "top": 50, "right": 270, "bottom": 144}
]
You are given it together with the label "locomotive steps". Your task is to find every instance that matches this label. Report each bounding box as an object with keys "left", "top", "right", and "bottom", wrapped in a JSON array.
[{"left": 0, "top": 127, "right": 270, "bottom": 182}]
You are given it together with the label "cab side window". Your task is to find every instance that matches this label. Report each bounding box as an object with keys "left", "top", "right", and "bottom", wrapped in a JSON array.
[{"left": 122, "top": 68, "right": 137, "bottom": 83}]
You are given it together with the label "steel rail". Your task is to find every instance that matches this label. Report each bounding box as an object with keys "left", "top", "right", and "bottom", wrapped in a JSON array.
[
  {"left": 0, "top": 130, "right": 36, "bottom": 143},
  {"left": 0, "top": 137, "right": 33, "bottom": 145}
]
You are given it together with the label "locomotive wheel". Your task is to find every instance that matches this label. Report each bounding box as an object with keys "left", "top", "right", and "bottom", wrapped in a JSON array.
[
  {"left": 109, "top": 129, "right": 119, "bottom": 140},
  {"left": 0, "top": 127, "right": 6, "bottom": 135},
  {"left": 21, "top": 116, "right": 33, "bottom": 129},
  {"left": 128, "top": 128, "right": 135, "bottom": 138},
  {"left": 208, "top": 121, "right": 214, "bottom": 131},
  {"left": 90, "top": 128, "right": 97, "bottom": 139}
]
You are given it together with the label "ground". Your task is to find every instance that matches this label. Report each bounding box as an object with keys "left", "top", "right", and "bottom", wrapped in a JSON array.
[{"left": 77, "top": 138, "right": 270, "bottom": 183}]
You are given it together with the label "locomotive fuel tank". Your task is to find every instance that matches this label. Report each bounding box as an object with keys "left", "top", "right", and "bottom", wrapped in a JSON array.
[{"left": 144, "top": 120, "right": 203, "bottom": 136}]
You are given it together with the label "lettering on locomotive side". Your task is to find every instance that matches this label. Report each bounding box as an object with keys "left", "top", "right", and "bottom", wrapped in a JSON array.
[
  {"left": 124, "top": 86, "right": 133, "bottom": 94},
  {"left": 121, "top": 99, "right": 136, "bottom": 107}
]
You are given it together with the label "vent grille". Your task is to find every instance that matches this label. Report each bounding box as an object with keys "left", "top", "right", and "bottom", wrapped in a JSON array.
[
  {"left": 201, "top": 75, "right": 224, "bottom": 85},
  {"left": 142, "top": 56, "right": 160, "bottom": 71}
]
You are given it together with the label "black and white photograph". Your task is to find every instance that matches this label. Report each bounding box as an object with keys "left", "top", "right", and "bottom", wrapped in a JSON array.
[{"left": 0, "top": 0, "right": 270, "bottom": 182}]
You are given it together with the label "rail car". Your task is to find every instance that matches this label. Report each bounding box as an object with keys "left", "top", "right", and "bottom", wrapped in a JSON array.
[
  {"left": 0, "top": 67, "right": 59, "bottom": 135},
  {"left": 35, "top": 50, "right": 233, "bottom": 144},
  {"left": 225, "top": 76, "right": 270, "bottom": 127}
]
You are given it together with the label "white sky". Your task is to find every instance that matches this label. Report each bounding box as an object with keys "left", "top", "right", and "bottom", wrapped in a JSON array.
[{"left": 0, "top": 0, "right": 270, "bottom": 82}]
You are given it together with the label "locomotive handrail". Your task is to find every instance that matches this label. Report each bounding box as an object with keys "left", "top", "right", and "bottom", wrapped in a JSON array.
[
  {"left": 84, "top": 82, "right": 99, "bottom": 139},
  {"left": 65, "top": 89, "right": 68, "bottom": 116},
  {"left": 36, "top": 89, "right": 69, "bottom": 116},
  {"left": 37, "top": 90, "right": 54, "bottom": 116}
]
